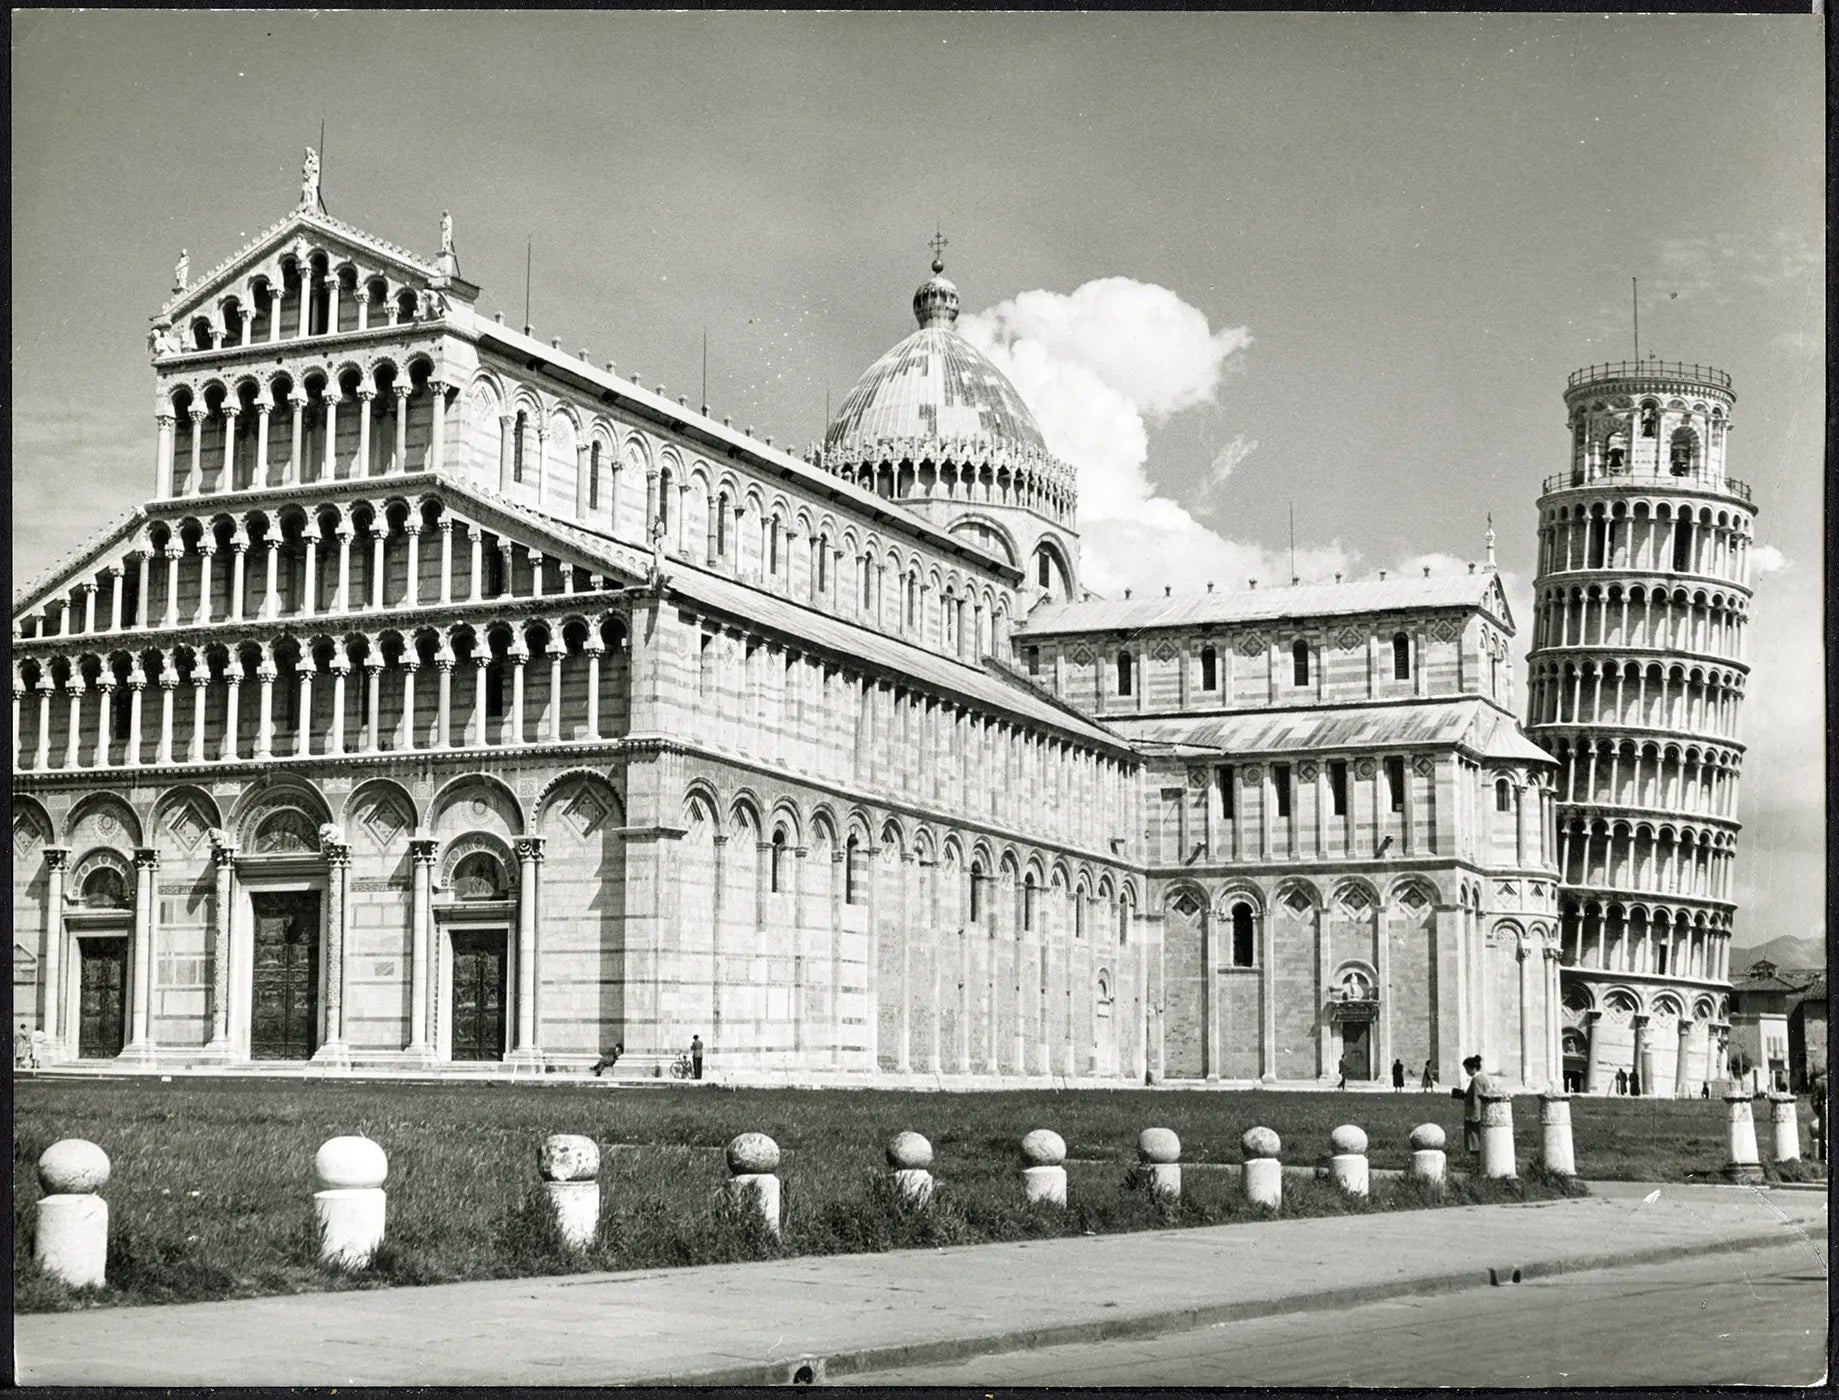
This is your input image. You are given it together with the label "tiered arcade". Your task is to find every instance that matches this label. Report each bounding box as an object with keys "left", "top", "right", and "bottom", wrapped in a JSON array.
[{"left": 1527, "top": 360, "right": 1759, "bottom": 1095}]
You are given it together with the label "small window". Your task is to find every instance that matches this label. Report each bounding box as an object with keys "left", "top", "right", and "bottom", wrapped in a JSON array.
[
  {"left": 513, "top": 411, "right": 527, "bottom": 482},
  {"left": 1025, "top": 646, "right": 1040, "bottom": 676},
  {"left": 1291, "top": 640, "right": 1310, "bottom": 687},
  {"left": 1384, "top": 756, "right": 1406, "bottom": 813},
  {"left": 770, "top": 829, "right": 788, "bottom": 893},
  {"left": 969, "top": 861, "right": 985, "bottom": 922},
  {"left": 1218, "top": 764, "right": 1235, "bottom": 819},
  {"left": 845, "top": 835, "right": 865, "bottom": 905},
  {"left": 1392, "top": 631, "right": 1411, "bottom": 680},
  {"left": 658, "top": 471, "right": 673, "bottom": 534},
  {"left": 452, "top": 852, "right": 506, "bottom": 900},
  {"left": 817, "top": 535, "right": 829, "bottom": 591},
  {"left": 589, "top": 443, "right": 602, "bottom": 510},
  {"left": 1118, "top": 897, "right": 1131, "bottom": 943},
  {"left": 1495, "top": 778, "right": 1513, "bottom": 813},
  {"left": 1672, "top": 521, "right": 1693, "bottom": 572},
  {"left": 1023, "top": 874, "right": 1037, "bottom": 933},
  {"left": 1273, "top": 763, "right": 1292, "bottom": 819},
  {"left": 81, "top": 867, "right": 130, "bottom": 909},
  {"left": 1117, "top": 650, "right": 1133, "bottom": 696},
  {"left": 1640, "top": 403, "right": 1658, "bottom": 438},
  {"left": 716, "top": 495, "right": 730, "bottom": 558},
  {"left": 1231, "top": 904, "right": 1255, "bottom": 967},
  {"left": 486, "top": 658, "right": 505, "bottom": 719},
  {"left": 1037, "top": 550, "right": 1051, "bottom": 588},
  {"left": 1200, "top": 645, "right": 1218, "bottom": 691},
  {"left": 769, "top": 520, "right": 781, "bottom": 576},
  {"left": 1328, "top": 759, "right": 1349, "bottom": 817}
]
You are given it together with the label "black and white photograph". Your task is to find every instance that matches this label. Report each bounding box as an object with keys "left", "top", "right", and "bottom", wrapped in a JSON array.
[{"left": 10, "top": 9, "right": 1827, "bottom": 1388}]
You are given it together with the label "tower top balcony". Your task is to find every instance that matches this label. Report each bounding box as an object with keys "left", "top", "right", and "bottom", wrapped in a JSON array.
[{"left": 1566, "top": 360, "right": 1734, "bottom": 398}]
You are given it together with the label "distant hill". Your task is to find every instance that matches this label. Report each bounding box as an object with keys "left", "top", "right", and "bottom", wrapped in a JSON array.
[{"left": 1729, "top": 934, "right": 1826, "bottom": 978}]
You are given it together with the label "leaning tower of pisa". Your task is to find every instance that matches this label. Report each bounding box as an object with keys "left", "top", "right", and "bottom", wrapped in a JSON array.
[{"left": 1526, "top": 359, "right": 1760, "bottom": 1097}]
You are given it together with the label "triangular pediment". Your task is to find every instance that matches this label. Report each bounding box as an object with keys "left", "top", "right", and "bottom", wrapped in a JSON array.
[
  {"left": 12, "top": 508, "right": 147, "bottom": 620},
  {"left": 160, "top": 208, "right": 447, "bottom": 327},
  {"left": 1480, "top": 572, "right": 1513, "bottom": 632}
]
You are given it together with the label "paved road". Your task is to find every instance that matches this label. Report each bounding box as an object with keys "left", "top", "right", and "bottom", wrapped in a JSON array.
[{"left": 844, "top": 1241, "right": 1830, "bottom": 1387}]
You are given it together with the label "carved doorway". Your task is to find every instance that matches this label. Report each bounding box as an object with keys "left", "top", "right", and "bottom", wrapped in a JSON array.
[
  {"left": 249, "top": 891, "right": 321, "bottom": 1060},
  {"left": 77, "top": 938, "right": 128, "bottom": 1059},
  {"left": 450, "top": 929, "right": 507, "bottom": 1062},
  {"left": 1341, "top": 1020, "right": 1373, "bottom": 1080}
]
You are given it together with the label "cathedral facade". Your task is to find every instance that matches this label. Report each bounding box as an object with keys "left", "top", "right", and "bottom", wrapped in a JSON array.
[{"left": 11, "top": 167, "right": 1565, "bottom": 1087}]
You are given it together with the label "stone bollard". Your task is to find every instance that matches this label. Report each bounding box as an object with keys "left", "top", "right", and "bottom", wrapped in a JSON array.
[
  {"left": 314, "top": 1135, "right": 388, "bottom": 1270},
  {"left": 1408, "top": 1124, "right": 1447, "bottom": 1187},
  {"left": 1539, "top": 1093, "right": 1576, "bottom": 1176},
  {"left": 1241, "top": 1126, "right": 1283, "bottom": 1209},
  {"left": 725, "top": 1132, "right": 782, "bottom": 1236},
  {"left": 539, "top": 1134, "right": 601, "bottom": 1249},
  {"left": 1768, "top": 1094, "right": 1801, "bottom": 1165},
  {"left": 1329, "top": 1124, "right": 1369, "bottom": 1197},
  {"left": 1722, "top": 1090, "right": 1763, "bottom": 1183},
  {"left": 1479, "top": 1090, "right": 1517, "bottom": 1180},
  {"left": 1020, "top": 1129, "right": 1068, "bottom": 1206},
  {"left": 886, "top": 1131, "right": 934, "bottom": 1206},
  {"left": 1137, "top": 1128, "right": 1181, "bottom": 1203},
  {"left": 34, "top": 1139, "right": 110, "bottom": 1288}
]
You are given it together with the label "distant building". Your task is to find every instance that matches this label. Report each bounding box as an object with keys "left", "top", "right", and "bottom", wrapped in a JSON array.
[
  {"left": 1727, "top": 959, "right": 1801, "bottom": 1092},
  {"left": 1787, "top": 971, "right": 1826, "bottom": 1092}
]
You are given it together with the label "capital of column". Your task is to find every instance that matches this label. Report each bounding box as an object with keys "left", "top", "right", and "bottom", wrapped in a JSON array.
[
  {"left": 44, "top": 846, "right": 71, "bottom": 873},
  {"left": 210, "top": 834, "right": 240, "bottom": 866},
  {"left": 393, "top": 385, "right": 414, "bottom": 402},
  {"left": 513, "top": 835, "right": 547, "bottom": 864},
  {"left": 189, "top": 408, "right": 208, "bottom": 424},
  {"left": 320, "top": 836, "right": 352, "bottom": 867},
  {"left": 254, "top": 402, "right": 272, "bottom": 420},
  {"left": 133, "top": 847, "right": 161, "bottom": 871},
  {"left": 409, "top": 837, "right": 441, "bottom": 865},
  {"left": 289, "top": 392, "right": 309, "bottom": 409},
  {"left": 155, "top": 411, "right": 176, "bottom": 429},
  {"left": 357, "top": 387, "right": 377, "bottom": 404}
]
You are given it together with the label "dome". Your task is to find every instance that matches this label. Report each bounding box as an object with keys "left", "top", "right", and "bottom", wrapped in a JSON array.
[{"left": 824, "top": 260, "right": 1049, "bottom": 460}]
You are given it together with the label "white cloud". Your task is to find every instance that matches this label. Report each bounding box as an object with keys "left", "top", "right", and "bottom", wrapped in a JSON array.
[
  {"left": 961, "top": 279, "right": 1353, "bottom": 597},
  {"left": 1201, "top": 433, "right": 1258, "bottom": 506},
  {"left": 1751, "top": 544, "right": 1791, "bottom": 576}
]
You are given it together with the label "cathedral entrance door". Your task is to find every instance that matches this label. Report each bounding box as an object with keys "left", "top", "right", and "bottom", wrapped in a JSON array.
[
  {"left": 77, "top": 938, "right": 128, "bottom": 1059},
  {"left": 1341, "top": 1021, "right": 1373, "bottom": 1080},
  {"left": 450, "top": 930, "right": 508, "bottom": 1062},
  {"left": 250, "top": 892, "right": 321, "bottom": 1060}
]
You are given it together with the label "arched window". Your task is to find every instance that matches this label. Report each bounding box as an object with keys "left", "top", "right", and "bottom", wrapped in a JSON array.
[
  {"left": 1023, "top": 873, "right": 1037, "bottom": 933},
  {"left": 969, "top": 860, "right": 985, "bottom": 923},
  {"left": 452, "top": 852, "right": 507, "bottom": 900},
  {"left": 844, "top": 834, "right": 865, "bottom": 905},
  {"left": 905, "top": 575, "right": 918, "bottom": 629},
  {"left": 589, "top": 442, "right": 602, "bottom": 509},
  {"left": 513, "top": 411, "right": 527, "bottom": 482},
  {"left": 1292, "top": 639, "right": 1310, "bottom": 687},
  {"left": 658, "top": 470, "right": 673, "bottom": 535},
  {"left": 1118, "top": 895, "right": 1131, "bottom": 944},
  {"left": 1393, "top": 631, "right": 1411, "bottom": 680},
  {"left": 1672, "top": 519, "right": 1694, "bottom": 572},
  {"left": 1200, "top": 645, "right": 1218, "bottom": 692},
  {"left": 1231, "top": 903, "right": 1255, "bottom": 967},
  {"left": 485, "top": 655, "right": 506, "bottom": 720},
  {"left": 1075, "top": 893, "right": 1086, "bottom": 939},
  {"left": 81, "top": 867, "right": 129, "bottom": 909},
  {"left": 1116, "top": 650, "right": 1133, "bottom": 696},
  {"left": 1495, "top": 778, "right": 1513, "bottom": 813},
  {"left": 770, "top": 828, "right": 788, "bottom": 893},
  {"left": 1640, "top": 402, "right": 1659, "bottom": 438},
  {"left": 817, "top": 534, "right": 829, "bottom": 592},
  {"left": 769, "top": 519, "right": 781, "bottom": 575}
]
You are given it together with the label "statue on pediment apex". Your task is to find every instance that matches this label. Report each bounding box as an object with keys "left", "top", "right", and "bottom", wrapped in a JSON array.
[
  {"left": 173, "top": 249, "right": 188, "bottom": 292},
  {"left": 300, "top": 146, "right": 321, "bottom": 211}
]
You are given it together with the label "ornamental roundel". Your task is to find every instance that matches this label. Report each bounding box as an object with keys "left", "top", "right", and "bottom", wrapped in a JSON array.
[
  {"left": 96, "top": 813, "right": 120, "bottom": 839},
  {"left": 1241, "top": 765, "right": 1263, "bottom": 783},
  {"left": 1237, "top": 632, "right": 1265, "bottom": 657},
  {"left": 471, "top": 798, "right": 489, "bottom": 818},
  {"left": 1353, "top": 759, "right": 1377, "bottom": 780}
]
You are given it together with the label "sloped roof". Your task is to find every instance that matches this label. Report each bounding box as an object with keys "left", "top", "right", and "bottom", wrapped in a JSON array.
[
  {"left": 1107, "top": 697, "right": 1553, "bottom": 764},
  {"left": 12, "top": 508, "right": 147, "bottom": 615},
  {"left": 1020, "top": 572, "right": 1512, "bottom": 636}
]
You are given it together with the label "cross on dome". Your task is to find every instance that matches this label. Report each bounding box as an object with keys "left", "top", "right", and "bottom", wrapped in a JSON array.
[{"left": 928, "top": 227, "right": 949, "bottom": 275}]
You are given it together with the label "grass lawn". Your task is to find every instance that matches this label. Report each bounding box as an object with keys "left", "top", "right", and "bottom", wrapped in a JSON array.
[{"left": 12, "top": 1078, "right": 1817, "bottom": 1312}]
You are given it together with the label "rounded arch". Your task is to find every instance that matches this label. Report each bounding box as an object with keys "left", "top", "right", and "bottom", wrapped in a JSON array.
[
  {"left": 535, "top": 771, "right": 624, "bottom": 838},
  {"left": 427, "top": 773, "right": 525, "bottom": 839},
  {"left": 11, "top": 794, "right": 57, "bottom": 849},
  {"left": 149, "top": 785, "right": 224, "bottom": 853},
  {"left": 766, "top": 797, "right": 805, "bottom": 847},
  {"left": 1213, "top": 880, "right": 1266, "bottom": 917},
  {"left": 435, "top": 830, "right": 519, "bottom": 895},
  {"left": 342, "top": 777, "right": 420, "bottom": 844},
  {"left": 67, "top": 792, "right": 145, "bottom": 849}
]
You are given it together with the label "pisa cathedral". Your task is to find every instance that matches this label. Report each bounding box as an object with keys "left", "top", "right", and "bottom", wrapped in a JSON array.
[{"left": 11, "top": 158, "right": 1749, "bottom": 1091}]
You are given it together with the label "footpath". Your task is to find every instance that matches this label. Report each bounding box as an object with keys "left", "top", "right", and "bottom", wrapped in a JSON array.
[{"left": 13, "top": 1181, "right": 1826, "bottom": 1387}]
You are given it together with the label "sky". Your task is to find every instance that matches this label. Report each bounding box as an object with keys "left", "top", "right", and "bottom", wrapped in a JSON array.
[{"left": 10, "top": 12, "right": 1824, "bottom": 954}]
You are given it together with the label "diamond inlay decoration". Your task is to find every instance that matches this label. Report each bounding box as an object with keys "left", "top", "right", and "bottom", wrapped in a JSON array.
[
  {"left": 165, "top": 801, "right": 209, "bottom": 854},
  {"left": 560, "top": 785, "right": 611, "bottom": 839},
  {"left": 1399, "top": 887, "right": 1429, "bottom": 912},
  {"left": 14, "top": 814, "right": 46, "bottom": 857},
  {"left": 1282, "top": 888, "right": 1313, "bottom": 916},
  {"left": 360, "top": 797, "right": 407, "bottom": 849}
]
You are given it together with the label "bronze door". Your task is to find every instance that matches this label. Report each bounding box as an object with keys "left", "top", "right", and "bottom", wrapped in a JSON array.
[
  {"left": 450, "top": 930, "right": 507, "bottom": 1061},
  {"left": 1342, "top": 1021, "right": 1373, "bottom": 1080},
  {"left": 77, "top": 939, "right": 128, "bottom": 1059},
  {"left": 250, "top": 892, "right": 320, "bottom": 1060}
]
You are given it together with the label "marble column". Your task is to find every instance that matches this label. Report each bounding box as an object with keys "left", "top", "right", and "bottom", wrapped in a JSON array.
[
  {"left": 1632, "top": 1012, "right": 1651, "bottom": 1094},
  {"left": 313, "top": 837, "right": 351, "bottom": 1063},
  {"left": 1582, "top": 1009, "right": 1605, "bottom": 1093},
  {"left": 154, "top": 413, "right": 176, "bottom": 498},
  {"left": 403, "top": 524, "right": 422, "bottom": 608},
  {"left": 41, "top": 847, "right": 69, "bottom": 1058},
  {"left": 206, "top": 838, "right": 237, "bottom": 1056},
  {"left": 392, "top": 385, "right": 412, "bottom": 471},
  {"left": 355, "top": 389, "right": 375, "bottom": 476},
  {"left": 1674, "top": 1017, "right": 1695, "bottom": 1099},
  {"left": 511, "top": 837, "right": 545, "bottom": 1061},
  {"left": 121, "top": 847, "right": 160, "bottom": 1059},
  {"left": 407, "top": 838, "right": 438, "bottom": 1059}
]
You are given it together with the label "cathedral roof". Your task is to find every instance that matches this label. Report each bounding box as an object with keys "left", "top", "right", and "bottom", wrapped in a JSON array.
[
  {"left": 1115, "top": 696, "right": 1553, "bottom": 766},
  {"left": 1019, "top": 572, "right": 1514, "bottom": 636},
  {"left": 822, "top": 258, "right": 1052, "bottom": 464}
]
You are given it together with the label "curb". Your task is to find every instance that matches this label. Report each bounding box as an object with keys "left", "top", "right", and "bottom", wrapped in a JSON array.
[{"left": 646, "top": 1226, "right": 1802, "bottom": 1386}]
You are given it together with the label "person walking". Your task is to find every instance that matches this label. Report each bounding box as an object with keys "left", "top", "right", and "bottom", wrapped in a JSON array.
[
  {"left": 1421, "top": 1058, "right": 1436, "bottom": 1092},
  {"left": 1336, "top": 1053, "right": 1351, "bottom": 1090},
  {"left": 690, "top": 1034, "right": 704, "bottom": 1080},
  {"left": 1391, "top": 1058, "right": 1406, "bottom": 1092},
  {"left": 1615, "top": 1066, "right": 1629, "bottom": 1095}
]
